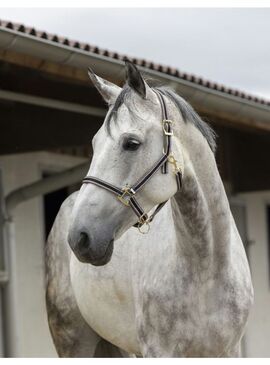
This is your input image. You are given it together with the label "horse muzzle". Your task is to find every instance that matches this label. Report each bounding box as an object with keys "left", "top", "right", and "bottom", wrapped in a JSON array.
[{"left": 68, "top": 230, "right": 114, "bottom": 266}]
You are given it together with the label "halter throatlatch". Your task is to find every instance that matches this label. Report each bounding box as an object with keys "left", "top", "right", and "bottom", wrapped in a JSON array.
[{"left": 82, "top": 90, "right": 183, "bottom": 234}]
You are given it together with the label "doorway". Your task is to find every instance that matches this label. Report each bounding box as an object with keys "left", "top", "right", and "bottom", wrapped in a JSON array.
[{"left": 43, "top": 172, "right": 79, "bottom": 239}]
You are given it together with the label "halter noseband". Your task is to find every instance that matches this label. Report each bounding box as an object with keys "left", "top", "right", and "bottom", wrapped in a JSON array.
[{"left": 82, "top": 90, "right": 183, "bottom": 234}]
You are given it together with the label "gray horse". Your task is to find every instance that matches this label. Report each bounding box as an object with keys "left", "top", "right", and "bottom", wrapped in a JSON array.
[{"left": 45, "top": 61, "right": 253, "bottom": 357}]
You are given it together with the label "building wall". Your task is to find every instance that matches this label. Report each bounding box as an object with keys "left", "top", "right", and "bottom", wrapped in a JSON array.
[
  {"left": 0, "top": 151, "right": 86, "bottom": 357},
  {"left": 236, "top": 191, "right": 270, "bottom": 357}
]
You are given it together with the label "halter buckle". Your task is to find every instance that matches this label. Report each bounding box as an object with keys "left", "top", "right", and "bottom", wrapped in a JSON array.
[
  {"left": 117, "top": 186, "right": 133, "bottom": 206},
  {"left": 162, "top": 120, "right": 174, "bottom": 136}
]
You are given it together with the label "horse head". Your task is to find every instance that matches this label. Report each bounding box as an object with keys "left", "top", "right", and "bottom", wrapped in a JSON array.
[{"left": 68, "top": 61, "right": 184, "bottom": 265}]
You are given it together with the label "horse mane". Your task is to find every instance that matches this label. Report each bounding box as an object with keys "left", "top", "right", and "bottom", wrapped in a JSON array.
[
  {"left": 105, "top": 82, "right": 217, "bottom": 153},
  {"left": 156, "top": 86, "right": 217, "bottom": 153}
]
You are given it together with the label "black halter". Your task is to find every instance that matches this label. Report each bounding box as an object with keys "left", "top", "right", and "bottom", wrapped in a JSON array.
[{"left": 82, "top": 90, "right": 183, "bottom": 233}]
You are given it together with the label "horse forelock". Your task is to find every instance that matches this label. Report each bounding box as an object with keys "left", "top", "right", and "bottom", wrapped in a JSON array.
[{"left": 105, "top": 84, "right": 132, "bottom": 135}]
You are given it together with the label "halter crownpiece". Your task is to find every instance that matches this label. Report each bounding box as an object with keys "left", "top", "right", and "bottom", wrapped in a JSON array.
[{"left": 82, "top": 90, "right": 183, "bottom": 234}]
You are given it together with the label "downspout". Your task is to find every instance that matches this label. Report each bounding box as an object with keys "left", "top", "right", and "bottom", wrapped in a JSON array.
[
  {"left": 5, "top": 162, "right": 89, "bottom": 216},
  {"left": 0, "top": 169, "right": 8, "bottom": 357},
  {"left": 0, "top": 161, "right": 88, "bottom": 357}
]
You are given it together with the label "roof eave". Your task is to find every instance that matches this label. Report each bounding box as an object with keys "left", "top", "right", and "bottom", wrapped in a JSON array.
[{"left": 0, "top": 27, "right": 270, "bottom": 132}]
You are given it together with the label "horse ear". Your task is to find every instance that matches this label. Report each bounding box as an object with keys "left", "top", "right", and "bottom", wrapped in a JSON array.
[
  {"left": 125, "top": 60, "right": 148, "bottom": 99},
  {"left": 88, "top": 68, "right": 121, "bottom": 104}
]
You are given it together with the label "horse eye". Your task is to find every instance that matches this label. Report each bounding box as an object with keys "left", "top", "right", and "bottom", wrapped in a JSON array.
[{"left": 123, "top": 138, "right": 141, "bottom": 151}]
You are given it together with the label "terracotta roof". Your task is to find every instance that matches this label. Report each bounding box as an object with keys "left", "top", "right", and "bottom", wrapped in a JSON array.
[{"left": 0, "top": 19, "right": 269, "bottom": 107}]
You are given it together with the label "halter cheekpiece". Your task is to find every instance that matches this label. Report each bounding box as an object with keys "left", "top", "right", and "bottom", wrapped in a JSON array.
[{"left": 82, "top": 90, "right": 183, "bottom": 234}]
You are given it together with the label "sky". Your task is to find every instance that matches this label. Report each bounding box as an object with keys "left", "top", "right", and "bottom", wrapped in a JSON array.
[{"left": 0, "top": 7, "right": 269, "bottom": 100}]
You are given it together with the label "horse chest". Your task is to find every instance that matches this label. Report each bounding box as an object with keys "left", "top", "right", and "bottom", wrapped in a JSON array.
[
  {"left": 70, "top": 250, "right": 141, "bottom": 354},
  {"left": 134, "top": 263, "right": 247, "bottom": 357}
]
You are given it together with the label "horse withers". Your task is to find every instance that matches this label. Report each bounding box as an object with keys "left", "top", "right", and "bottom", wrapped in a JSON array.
[{"left": 45, "top": 61, "right": 253, "bottom": 357}]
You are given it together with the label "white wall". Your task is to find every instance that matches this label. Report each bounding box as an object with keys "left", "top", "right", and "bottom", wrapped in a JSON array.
[
  {"left": 237, "top": 191, "right": 270, "bottom": 357},
  {"left": 0, "top": 151, "right": 86, "bottom": 357}
]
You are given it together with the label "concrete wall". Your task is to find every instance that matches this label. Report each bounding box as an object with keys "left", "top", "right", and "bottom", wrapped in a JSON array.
[
  {"left": 237, "top": 191, "right": 270, "bottom": 357},
  {"left": 0, "top": 151, "right": 86, "bottom": 357}
]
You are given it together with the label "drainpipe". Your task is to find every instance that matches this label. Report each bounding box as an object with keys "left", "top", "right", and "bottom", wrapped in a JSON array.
[
  {"left": 0, "top": 161, "right": 89, "bottom": 357},
  {"left": 0, "top": 169, "right": 8, "bottom": 357},
  {"left": 1, "top": 220, "right": 18, "bottom": 357},
  {"left": 5, "top": 162, "right": 89, "bottom": 216}
]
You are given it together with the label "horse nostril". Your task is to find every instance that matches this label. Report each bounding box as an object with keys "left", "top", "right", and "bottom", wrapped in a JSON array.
[{"left": 77, "top": 232, "right": 90, "bottom": 253}]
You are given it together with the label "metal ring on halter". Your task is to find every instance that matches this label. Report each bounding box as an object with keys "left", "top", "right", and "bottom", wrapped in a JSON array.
[
  {"left": 136, "top": 213, "right": 150, "bottom": 233},
  {"left": 138, "top": 221, "right": 150, "bottom": 234}
]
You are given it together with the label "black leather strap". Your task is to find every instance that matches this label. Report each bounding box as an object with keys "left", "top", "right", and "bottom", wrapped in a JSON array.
[
  {"left": 153, "top": 89, "right": 171, "bottom": 174},
  {"left": 131, "top": 154, "right": 168, "bottom": 193},
  {"left": 82, "top": 177, "right": 123, "bottom": 195}
]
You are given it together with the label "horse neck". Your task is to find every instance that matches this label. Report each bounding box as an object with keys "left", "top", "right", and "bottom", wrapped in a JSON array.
[{"left": 171, "top": 123, "right": 232, "bottom": 273}]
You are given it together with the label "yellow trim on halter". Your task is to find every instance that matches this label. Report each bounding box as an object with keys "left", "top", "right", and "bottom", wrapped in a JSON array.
[
  {"left": 117, "top": 186, "right": 133, "bottom": 206},
  {"left": 168, "top": 154, "right": 182, "bottom": 175}
]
